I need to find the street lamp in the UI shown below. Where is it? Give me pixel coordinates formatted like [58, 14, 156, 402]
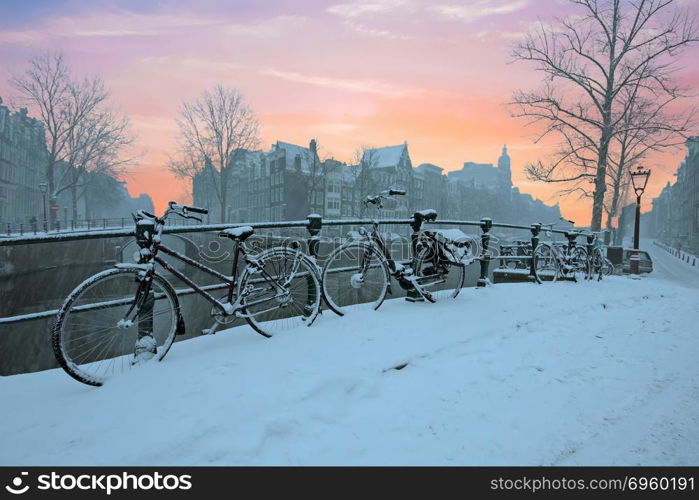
[39, 182, 48, 232]
[629, 165, 651, 274]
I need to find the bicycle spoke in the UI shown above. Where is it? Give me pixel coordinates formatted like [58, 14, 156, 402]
[54, 269, 178, 386]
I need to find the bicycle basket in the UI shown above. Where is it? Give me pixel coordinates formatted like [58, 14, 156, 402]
[433, 229, 476, 265]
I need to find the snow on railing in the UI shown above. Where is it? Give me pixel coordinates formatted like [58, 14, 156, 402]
[0, 213, 594, 326]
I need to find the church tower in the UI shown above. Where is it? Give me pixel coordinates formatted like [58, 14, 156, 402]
[497, 144, 512, 190]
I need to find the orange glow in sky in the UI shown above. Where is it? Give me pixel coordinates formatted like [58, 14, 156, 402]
[1, 0, 697, 225]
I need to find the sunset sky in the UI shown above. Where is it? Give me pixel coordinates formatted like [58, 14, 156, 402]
[1, 0, 698, 224]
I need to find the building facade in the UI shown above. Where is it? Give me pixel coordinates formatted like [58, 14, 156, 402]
[649, 137, 699, 253]
[0, 100, 46, 225]
[192, 139, 562, 231]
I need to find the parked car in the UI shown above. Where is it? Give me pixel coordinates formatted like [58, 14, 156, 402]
[621, 249, 653, 274]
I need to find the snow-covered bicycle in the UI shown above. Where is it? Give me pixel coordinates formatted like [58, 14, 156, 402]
[586, 231, 606, 281]
[321, 190, 469, 315]
[532, 222, 589, 283]
[52, 202, 321, 386]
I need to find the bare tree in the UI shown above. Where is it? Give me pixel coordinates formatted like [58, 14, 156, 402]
[526, 75, 695, 230]
[170, 85, 259, 223]
[298, 139, 324, 213]
[297, 139, 344, 216]
[59, 107, 135, 220]
[11, 51, 109, 228]
[604, 88, 691, 232]
[347, 146, 379, 218]
[512, 0, 698, 231]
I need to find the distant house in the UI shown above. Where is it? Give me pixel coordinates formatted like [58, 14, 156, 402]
[448, 145, 512, 194]
[267, 140, 324, 221]
[649, 137, 699, 252]
[0, 101, 45, 224]
[414, 163, 447, 217]
[191, 139, 562, 232]
[361, 142, 414, 218]
[233, 150, 267, 223]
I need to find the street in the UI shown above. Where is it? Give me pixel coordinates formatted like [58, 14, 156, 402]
[1, 238, 698, 465]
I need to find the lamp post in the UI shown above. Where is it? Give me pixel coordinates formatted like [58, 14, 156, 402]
[39, 182, 48, 232]
[629, 166, 651, 274]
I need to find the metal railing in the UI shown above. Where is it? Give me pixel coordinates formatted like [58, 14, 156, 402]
[1, 216, 208, 237]
[0, 213, 591, 326]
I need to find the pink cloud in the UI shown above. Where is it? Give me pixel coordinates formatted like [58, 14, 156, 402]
[0, 0, 696, 224]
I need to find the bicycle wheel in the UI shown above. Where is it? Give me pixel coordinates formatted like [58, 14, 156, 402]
[413, 242, 466, 301]
[239, 246, 321, 337]
[533, 243, 559, 283]
[567, 246, 589, 282]
[321, 241, 390, 316]
[52, 268, 179, 387]
[603, 257, 615, 276]
[589, 248, 604, 281]
[499, 247, 518, 270]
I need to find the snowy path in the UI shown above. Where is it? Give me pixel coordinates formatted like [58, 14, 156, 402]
[644, 239, 699, 289]
[1, 256, 698, 465]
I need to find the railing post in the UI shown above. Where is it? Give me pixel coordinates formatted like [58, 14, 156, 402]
[585, 233, 595, 280]
[306, 214, 323, 313]
[19, 223, 23, 236]
[306, 214, 322, 261]
[477, 217, 492, 287]
[406, 214, 424, 302]
[529, 222, 541, 282]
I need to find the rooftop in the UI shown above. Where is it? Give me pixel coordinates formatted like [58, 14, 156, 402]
[362, 143, 407, 168]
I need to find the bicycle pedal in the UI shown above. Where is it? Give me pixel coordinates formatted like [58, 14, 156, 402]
[201, 328, 217, 335]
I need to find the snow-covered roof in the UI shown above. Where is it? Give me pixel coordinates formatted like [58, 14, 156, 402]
[415, 163, 443, 174]
[271, 141, 318, 173]
[362, 144, 406, 169]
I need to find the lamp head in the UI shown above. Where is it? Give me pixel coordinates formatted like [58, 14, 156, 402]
[630, 166, 651, 196]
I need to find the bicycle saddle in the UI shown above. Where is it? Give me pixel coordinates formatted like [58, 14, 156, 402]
[414, 209, 438, 223]
[219, 226, 254, 241]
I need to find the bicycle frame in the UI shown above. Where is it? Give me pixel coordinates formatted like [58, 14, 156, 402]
[363, 220, 403, 274]
[129, 217, 298, 320]
[543, 230, 580, 268]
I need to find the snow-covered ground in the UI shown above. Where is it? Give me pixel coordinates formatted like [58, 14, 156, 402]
[1, 239, 698, 465]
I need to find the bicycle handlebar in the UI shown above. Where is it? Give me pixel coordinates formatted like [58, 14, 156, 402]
[365, 189, 406, 206]
[168, 201, 208, 215]
[134, 202, 209, 225]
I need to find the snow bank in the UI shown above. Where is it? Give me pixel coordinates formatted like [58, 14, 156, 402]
[1, 243, 697, 465]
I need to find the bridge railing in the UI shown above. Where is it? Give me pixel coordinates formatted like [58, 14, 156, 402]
[0, 213, 591, 375]
[1, 216, 207, 237]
